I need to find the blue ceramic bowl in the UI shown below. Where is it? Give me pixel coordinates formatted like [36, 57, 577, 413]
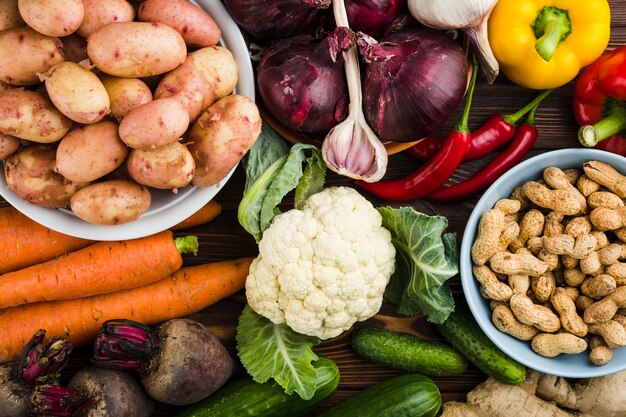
[461, 148, 626, 378]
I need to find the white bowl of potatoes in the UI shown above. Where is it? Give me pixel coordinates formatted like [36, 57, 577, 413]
[461, 149, 626, 378]
[0, 0, 257, 240]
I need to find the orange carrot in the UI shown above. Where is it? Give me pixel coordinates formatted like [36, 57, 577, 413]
[0, 203, 217, 275]
[0, 257, 253, 363]
[0, 206, 93, 274]
[0, 230, 198, 309]
[172, 200, 222, 230]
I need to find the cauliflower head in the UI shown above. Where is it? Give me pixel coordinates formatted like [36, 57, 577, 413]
[245, 186, 396, 339]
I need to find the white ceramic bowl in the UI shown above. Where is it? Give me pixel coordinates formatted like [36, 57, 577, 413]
[0, 0, 254, 241]
[461, 149, 626, 378]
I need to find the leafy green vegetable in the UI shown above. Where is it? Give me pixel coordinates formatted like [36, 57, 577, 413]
[294, 149, 326, 210]
[243, 121, 290, 193]
[259, 143, 324, 230]
[236, 306, 321, 400]
[238, 155, 288, 242]
[379, 207, 459, 324]
[238, 123, 326, 242]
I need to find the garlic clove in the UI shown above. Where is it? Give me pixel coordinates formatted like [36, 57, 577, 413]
[322, 116, 388, 182]
[325, 0, 388, 182]
[407, 0, 500, 83]
[465, 18, 499, 84]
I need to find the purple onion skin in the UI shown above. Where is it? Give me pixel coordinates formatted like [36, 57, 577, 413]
[360, 28, 469, 142]
[346, 0, 406, 38]
[258, 28, 353, 134]
[224, 0, 330, 39]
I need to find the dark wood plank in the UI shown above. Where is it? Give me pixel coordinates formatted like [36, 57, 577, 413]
[1, 1, 625, 415]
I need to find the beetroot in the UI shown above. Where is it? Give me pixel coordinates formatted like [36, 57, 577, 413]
[0, 330, 71, 417]
[31, 367, 154, 417]
[93, 318, 234, 405]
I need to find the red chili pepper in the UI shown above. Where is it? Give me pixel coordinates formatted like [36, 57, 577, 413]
[404, 136, 440, 161]
[575, 45, 626, 154]
[406, 90, 552, 162]
[354, 56, 478, 201]
[426, 107, 540, 203]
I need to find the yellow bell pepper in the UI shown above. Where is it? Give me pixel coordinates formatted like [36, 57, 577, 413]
[488, 0, 611, 89]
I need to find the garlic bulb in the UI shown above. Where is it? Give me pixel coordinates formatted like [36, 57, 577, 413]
[322, 0, 387, 182]
[408, 0, 499, 83]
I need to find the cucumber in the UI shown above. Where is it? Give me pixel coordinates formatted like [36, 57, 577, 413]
[436, 304, 526, 385]
[352, 328, 468, 376]
[173, 357, 339, 417]
[318, 374, 441, 417]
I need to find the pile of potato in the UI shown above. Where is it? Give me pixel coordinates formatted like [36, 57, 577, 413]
[0, 0, 262, 225]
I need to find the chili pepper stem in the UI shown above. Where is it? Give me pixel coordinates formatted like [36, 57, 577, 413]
[502, 89, 553, 125]
[532, 6, 572, 62]
[455, 55, 479, 133]
[579, 107, 626, 147]
[526, 101, 538, 126]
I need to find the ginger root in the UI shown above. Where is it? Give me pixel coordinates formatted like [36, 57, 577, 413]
[441, 370, 626, 417]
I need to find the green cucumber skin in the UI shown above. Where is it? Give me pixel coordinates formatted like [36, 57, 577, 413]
[353, 328, 468, 377]
[318, 374, 441, 417]
[173, 357, 339, 417]
[436, 306, 526, 385]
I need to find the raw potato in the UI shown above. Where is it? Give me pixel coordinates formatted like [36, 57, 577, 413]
[119, 97, 189, 149]
[44, 61, 110, 124]
[0, 89, 71, 143]
[0, 27, 64, 85]
[87, 21, 187, 77]
[4, 145, 87, 208]
[138, 0, 221, 47]
[0, 133, 20, 159]
[68, 367, 155, 417]
[70, 179, 151, 225]
[101, 75, 153, 120]
[18, 0, 84, 37]
[155, 46, 238, 120]
[127, 141, 195, 190]
[61, 34, 88, 63]
[0, 0, 24, 31]
[55, 121, 129, 182]
[188, 95, 262, 188]
[78, 0, 135, 38]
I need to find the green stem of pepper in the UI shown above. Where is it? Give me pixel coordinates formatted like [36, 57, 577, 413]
[532, 6, 572, 62]
[579, 106, 626, 147]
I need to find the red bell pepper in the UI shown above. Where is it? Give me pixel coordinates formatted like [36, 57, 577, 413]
[575, 45, 626, 155]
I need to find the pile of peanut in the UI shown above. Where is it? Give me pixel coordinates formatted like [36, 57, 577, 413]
[471, 160, 626, 364]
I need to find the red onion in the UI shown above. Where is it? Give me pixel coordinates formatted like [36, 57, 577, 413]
[358, 29, 469, 142]
[345, 0, 405, 37]
[223, 0, 331, 39]
[257, 27, 355, 134]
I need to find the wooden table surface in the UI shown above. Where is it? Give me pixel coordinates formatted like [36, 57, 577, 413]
[2, 2, 626, 415]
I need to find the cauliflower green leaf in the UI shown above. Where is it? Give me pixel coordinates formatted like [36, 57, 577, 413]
[243, 121, 290, 193]
[379, 207, 459, 324]
[236, 305, 321, 400]
[239, 122, 326, 242]
[259, 143, 325, 232]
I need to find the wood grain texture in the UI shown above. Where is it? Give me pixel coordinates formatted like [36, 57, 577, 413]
[1, 1, 625, 415]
